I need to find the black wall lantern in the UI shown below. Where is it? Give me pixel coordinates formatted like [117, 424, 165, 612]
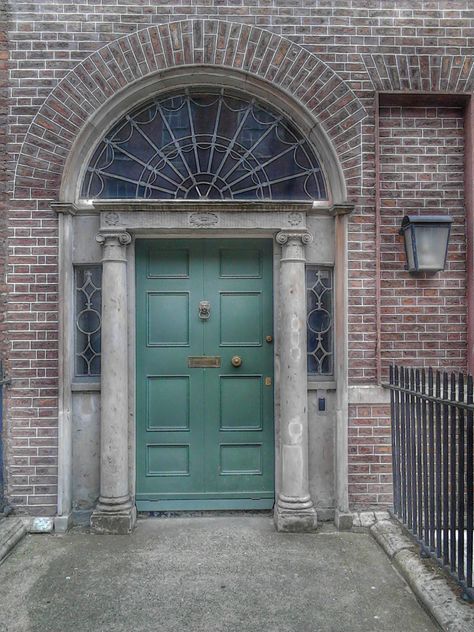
[399, 215, 453, 273]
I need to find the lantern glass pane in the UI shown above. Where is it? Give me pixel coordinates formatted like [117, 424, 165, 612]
[413, 224, 450, 271]
[404, 227, 415, 271]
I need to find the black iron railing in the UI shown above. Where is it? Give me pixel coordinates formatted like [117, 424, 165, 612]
[388, 365, 473, 601]
[0, 361, 9, 516]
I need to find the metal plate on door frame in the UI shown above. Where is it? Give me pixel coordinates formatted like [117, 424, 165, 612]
[188, 356, 221, 368]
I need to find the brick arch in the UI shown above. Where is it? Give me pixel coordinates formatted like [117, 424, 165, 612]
[14, 19, 367, 202]
[363, 54, 474, 93]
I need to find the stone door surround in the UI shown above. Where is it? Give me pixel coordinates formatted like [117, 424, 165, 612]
[70, 202, 350, 534]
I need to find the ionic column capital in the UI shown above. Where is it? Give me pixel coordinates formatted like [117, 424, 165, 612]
[96, 230, 132, 247]
[275, 230, 313, 246]
[96, 230, 132, 262]
[275, 230, 313, 263]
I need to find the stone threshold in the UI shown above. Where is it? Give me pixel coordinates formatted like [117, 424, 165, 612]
[353, 511, 474, 632]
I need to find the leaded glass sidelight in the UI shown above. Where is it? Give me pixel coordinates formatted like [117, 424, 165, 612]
[82, 90, 327, 201]
[75, 266, 102, 378]
[306, 266, 333, 376]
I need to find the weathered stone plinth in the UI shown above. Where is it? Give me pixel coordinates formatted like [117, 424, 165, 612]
[91, 506, 137, 535]
[334, 509, 353, 531]
[274, 506, 317, 533]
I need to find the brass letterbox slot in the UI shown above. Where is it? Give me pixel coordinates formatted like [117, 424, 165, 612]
[188, 356, 221, 368]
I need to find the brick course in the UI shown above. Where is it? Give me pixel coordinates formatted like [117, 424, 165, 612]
[348, 404, 392, 509]
[3, 1, 474, 513]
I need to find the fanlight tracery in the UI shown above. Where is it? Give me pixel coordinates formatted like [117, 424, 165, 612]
[82, 91, 327, 201]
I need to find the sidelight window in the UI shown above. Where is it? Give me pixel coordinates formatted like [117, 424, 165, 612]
[74, 266, 102, 378]
[306, 266, 333, 377]
[81, 90, 327, 202]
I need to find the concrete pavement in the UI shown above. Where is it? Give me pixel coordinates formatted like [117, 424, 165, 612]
[0, 515, 439, 632]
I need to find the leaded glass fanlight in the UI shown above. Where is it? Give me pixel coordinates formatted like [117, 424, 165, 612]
[82, 90, 327, 201]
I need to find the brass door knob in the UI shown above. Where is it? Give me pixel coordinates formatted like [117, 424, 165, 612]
[231, 355, 242, 367]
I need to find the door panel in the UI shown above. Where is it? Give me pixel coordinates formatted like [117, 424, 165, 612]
[146, 376, 190, 431]
[219, 292, 262, 345]
[147, 292, 190, 346]
[219, 376, 263, 431]
[136, 239, 274, 510]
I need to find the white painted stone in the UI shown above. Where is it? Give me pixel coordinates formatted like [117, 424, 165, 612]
[352, 514, 362, 528]
[359, 512, 376, 528]
[348, 385, 390, 405]
[30, 517, 54, 533]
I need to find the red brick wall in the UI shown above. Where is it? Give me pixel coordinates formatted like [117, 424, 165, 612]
[4, 2, 474, 514]
[6, 199, 58, 515]
[348, 404, 392, 510]
[0, 0, 8, 504]
[379, 105, 466, 378]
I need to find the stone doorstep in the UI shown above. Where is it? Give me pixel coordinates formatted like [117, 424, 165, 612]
[368, 516, 474, 632]
[0, 518, 27, 564]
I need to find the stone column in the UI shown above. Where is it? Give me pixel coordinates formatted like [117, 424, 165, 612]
[274, 230, 317, 532]
[90, 230, 136, 535]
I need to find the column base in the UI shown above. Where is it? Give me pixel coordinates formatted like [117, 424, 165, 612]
[334, 509, 354, 531]
[274, 504, 318, 533]
[90, 505, 136, 535]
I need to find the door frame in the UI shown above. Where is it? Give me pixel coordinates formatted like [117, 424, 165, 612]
[133, 237, 276, 510]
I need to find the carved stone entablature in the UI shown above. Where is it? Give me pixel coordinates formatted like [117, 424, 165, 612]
[104, 211, 121, 226]
[93, 209, 312, 233]
[92, 200, 316, 214]
[50, 202, 79, 215]
[189, 212, 219, 228]
[329, 203, 355, 216]
[287, 212, 304, 226]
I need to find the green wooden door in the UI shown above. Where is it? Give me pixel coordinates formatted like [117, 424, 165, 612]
[135, 239, 274, 510]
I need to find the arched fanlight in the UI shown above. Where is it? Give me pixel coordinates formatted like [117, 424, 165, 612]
[81, 90, 327, 202]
